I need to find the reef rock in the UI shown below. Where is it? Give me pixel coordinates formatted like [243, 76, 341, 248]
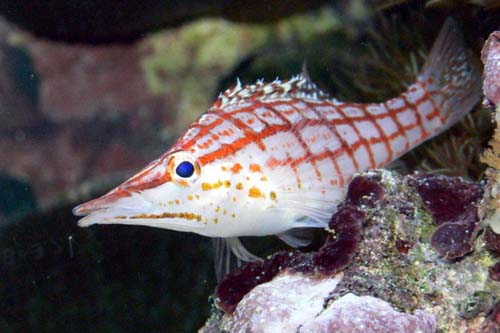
[201, 170, 500, 332]
[481, 28, 500, 237]
[223, 273, 343, 333]
[300, 294, 436, 333]
[481, 30, 500, 107]
[214, 273, 436, 333]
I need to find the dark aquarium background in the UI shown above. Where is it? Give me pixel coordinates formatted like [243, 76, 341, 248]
[0, 1, 497, 331]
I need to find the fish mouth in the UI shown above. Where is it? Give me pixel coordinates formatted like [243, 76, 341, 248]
[73, 189, 153, 227]
[72, 190, 133, 216]
[75, 209, 205, 231]
[73, 192, 205, 231]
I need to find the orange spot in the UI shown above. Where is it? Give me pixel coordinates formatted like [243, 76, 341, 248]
[270, 191, 277, 200]
[249, 164, 262, 173]
[248, 186, 264, 198]
[236, 183, 243, 190]
[187, 195, 194, 200]
[175, 199, 180, 204]
[223, 210, 227, 215]
[221, 166, 228, 172]
[224, 180, 231, 188]
[201, 180, 227, 191]
[177, 179, 189, 187]
[131, 212, 201, 222]
[231, 163, 243, 174]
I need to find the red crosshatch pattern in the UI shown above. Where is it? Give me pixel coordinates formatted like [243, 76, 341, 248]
[73, 18, 482, 226]
[172, 77, 444, 190]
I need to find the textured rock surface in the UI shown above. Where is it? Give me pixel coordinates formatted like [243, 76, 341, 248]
[300, 294, 436, 333]
[482, 302, 500, 332]
[478, 28, 500, 288]
[481, 30, 500, 107]
[480, 28, 500, 235]
[222, 273, 343, 333]
[217, 273, 437, 333]
[202, 171, 500, 332]
[486, 227, 500, 254]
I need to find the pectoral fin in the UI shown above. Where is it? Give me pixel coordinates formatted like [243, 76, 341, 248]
[277, 228, 314, 248]
[212, 237, 261, 281]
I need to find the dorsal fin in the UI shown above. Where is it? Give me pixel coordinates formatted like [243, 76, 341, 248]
[213, 72, 330, 109]
[301, 61, 311, 80]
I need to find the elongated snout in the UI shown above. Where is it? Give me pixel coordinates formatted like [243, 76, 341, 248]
[72, 190, 132, 216]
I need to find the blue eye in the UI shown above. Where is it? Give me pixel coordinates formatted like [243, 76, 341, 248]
[176, 161, 195, 178]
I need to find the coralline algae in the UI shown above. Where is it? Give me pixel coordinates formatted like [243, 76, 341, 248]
[201, 170, 500, 332]
[408, 174, 483, 260]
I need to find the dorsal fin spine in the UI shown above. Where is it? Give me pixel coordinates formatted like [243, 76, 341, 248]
[215, 73, 329, 109]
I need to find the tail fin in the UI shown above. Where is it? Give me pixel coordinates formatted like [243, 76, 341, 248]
[418, 18, 482, 128]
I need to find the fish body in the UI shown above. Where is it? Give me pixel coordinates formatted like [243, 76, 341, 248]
[73, 19, 481, 269]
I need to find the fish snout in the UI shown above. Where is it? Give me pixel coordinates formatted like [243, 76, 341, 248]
[73, 159, 169, 217]
[72, 190, 131, 216]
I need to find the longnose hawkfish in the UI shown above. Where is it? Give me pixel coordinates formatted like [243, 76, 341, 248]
[74, 19, 481, 279]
